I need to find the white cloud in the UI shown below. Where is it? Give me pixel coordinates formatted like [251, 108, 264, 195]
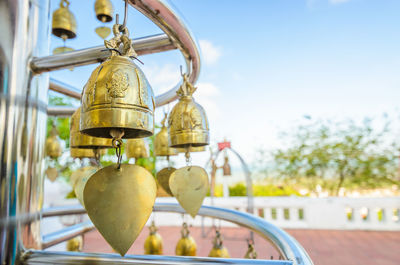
[199, 40, 222, 65]
[141, 64, 180, 94]
[195, 82, 221, 123]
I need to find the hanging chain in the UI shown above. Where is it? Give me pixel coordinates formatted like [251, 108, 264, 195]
[181, 222, 189, 238]
[185, 147, 192, 167]
[245, 239, 258, 259]
[213, 228, 223, 248]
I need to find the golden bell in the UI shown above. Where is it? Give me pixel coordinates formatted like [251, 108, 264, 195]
[176, 146, 205, 153]
[45, 125, 62, 159]
[222, 156, 231, 176]
[154, 113, 178, 157]
[80, 25, 154, 139]
[175, 223, 196, 256]
[95, 0, 114, 23]
[66, 236, 83, 252]
[208, 231, 230, 258]
[144, 221, 163, 255]
[126, 139, 148, 159]
[52, 0, 77, 39]
[168, 74, 209, 148]
[70, 108, 112, 149]
[70, 148, 106, 159]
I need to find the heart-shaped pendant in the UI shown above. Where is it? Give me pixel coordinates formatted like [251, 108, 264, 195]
[83, 164, 156, 256]
[71, 166, 98, 207]
[156, 167, 176, 196]
[169, 166, 209, 218]
[46, 167, 58, 182]
[95, 26, 111, 40]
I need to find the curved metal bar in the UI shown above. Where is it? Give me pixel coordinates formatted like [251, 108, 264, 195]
[41, 203, 313, 265]
[49, 78, 81, 100]
[22, 250, 293, 265]
[39, 0, 201, 107]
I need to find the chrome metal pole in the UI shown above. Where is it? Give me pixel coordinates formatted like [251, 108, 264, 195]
[31, 34, 174, 73]
[0, 0, 50, 264]
[22, 250, 293, 265]
[40, 203, 313, 265]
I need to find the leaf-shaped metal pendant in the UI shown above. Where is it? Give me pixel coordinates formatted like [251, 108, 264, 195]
[46, 167, 58, 182]
[71, 166, 98, 207]
[83, 164, 156, 256]
[95, 26, 111, 40]
[169, 166, 209, 218]
[156, 167, 176, 196]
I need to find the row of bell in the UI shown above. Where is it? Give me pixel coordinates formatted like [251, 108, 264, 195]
[52, 0, 114, 40]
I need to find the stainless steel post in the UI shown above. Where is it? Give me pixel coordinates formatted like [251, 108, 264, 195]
[0, 1, 50, 264]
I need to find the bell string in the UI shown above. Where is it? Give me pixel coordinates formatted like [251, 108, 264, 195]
[185, 148, 192, 167]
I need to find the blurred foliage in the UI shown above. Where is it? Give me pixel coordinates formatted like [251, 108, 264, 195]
[228, 182, 301, 197]
[255, 116, 400, 195]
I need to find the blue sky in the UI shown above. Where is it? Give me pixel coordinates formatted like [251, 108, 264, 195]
[50, 0, 400, 177]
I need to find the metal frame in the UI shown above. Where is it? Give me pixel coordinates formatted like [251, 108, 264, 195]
[36, 203, 313, 265]
[39, 0, 202, 109]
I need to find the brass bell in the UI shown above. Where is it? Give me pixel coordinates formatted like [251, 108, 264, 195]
[208, 230, 230, 258]
[95, 0, 114, 23]
[45, 124, 62, 159]
[52, 0, 77, 39]
[66, 236, 83, 252]
[155, 113, 177, 157]
[222, 155, 231, 176]
[168, 73, 209, 148]
[70, 108, 112, 149]
[70, 148, 105, 159]
[80, 24, 154, 139]
[176, 146, 205, 153]
[126, 139, 148, 159]
[144, 221, 163, 255]
[175, 223, 196, 256]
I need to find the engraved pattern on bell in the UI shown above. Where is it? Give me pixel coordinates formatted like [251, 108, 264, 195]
[70, 108, 112, 149]
[168, 74, 209, 148]
[52, 0, 77, 39]
[106, 70, 129, 98]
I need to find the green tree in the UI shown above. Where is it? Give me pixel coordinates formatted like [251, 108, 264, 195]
[258, 117, 400, 195]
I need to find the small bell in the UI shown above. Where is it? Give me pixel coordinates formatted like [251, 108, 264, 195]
[95, 0, 114, 23]
[155, 113, 178, 157]
[222, 155, 231, 176]
[52, 0, 77, 39]
[175, 223, 196, 256]
[70, 108, 112, 149]
[126, 139, 149, 159]
[80, 24, 154, 139]
[244, 241, 257, 259]
[45, 123, 62, 159]
[168, 73, 209, 148]
[70, 148, 105, 159]
[144, 221, 163, 255]
[66, 236, 83, 252]
[208, 230, 230, 258]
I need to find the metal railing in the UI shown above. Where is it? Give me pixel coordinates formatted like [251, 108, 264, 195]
[37, 203, 313, 265]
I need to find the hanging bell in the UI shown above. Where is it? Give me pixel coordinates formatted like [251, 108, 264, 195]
[168, 74, 209, 148]
[45, 124, 62, 159]
[80, 24, 154, 139]
[175, 223, 196, 256]
[66, 236, 83, 252]
[95, 0, 114, 23]
[126, 139, 149, 159]
[70, 107, 112, 149]
[144, 221, 163, 255]
[70, 148, 105, 159]
[222, 155, 231, 176]
[155, 113, 178, 157]
[52, 0, 77, 39]
[208, 230, 230, 258]
[176, 146, 205, 153]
